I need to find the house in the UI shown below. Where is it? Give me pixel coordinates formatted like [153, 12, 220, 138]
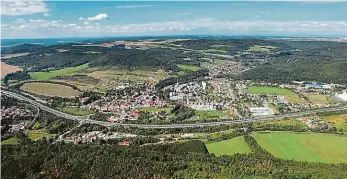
[119, 141, 130, 146]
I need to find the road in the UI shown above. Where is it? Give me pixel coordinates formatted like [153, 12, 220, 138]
[2, 90, 347, 128]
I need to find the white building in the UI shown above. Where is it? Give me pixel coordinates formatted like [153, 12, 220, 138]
[335, 91, 347, 101]
[249, 107, 275, 116]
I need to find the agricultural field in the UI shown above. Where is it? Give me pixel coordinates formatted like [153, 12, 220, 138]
[252, 132, 347, 163]
[205, 136, 252, 156]
[321, 115, 347, 132]
[177, 64, 201, 71]
[247, 45, 277, 52]
[284, 94, 308, 104]
[196, 110, 229, 118]
[28, 130, 56, 140]
[1, 137, 19, 145]
[306, 94, 330, 104]
[1, 62, 22, 78]
[20, 82, 82, 98]
[248, 86, 295, 95]
[30, 64, 88, 80]
[199, 49, 228, 54]
[61, 107, 95, 116]
[252, 118, 308, 130]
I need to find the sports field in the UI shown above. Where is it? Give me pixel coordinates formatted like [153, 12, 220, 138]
[21, 82, 82, 98]
[248, 86, 295, 95]
[252, 132, 347, 163]
[30, 64, 88, 80]
[177, 64, 201, 71]
[206, 136, 252, 156]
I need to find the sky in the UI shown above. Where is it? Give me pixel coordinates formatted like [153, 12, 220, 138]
[1, 0, 347, 39]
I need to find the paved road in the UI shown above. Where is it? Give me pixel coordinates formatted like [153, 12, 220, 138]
[3, 90, 347, 128]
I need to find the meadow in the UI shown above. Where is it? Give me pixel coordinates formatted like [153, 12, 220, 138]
[248, 86, 295, 95]
[321, 115, 347, 132]
[284, 94, 308, 104]
[196, 110, 228, 118]
[306, 94, 330, 104]
[252, 132, 347, 163]
[1, 137, 19, 145]
[30, 63, 88, 80]
[61, 107, 95, 116]
[205, 136, 252, 156]
[20, 82, 82, 98]
[177, 64, 201, 71]
[247, 45, 277, 52]
[28, 130, 56, 140]
[136, 107, 173, 113]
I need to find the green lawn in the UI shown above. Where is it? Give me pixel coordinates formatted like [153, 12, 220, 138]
[61, 107, 95, 116]
[1, 137, 19, 145]
[28, 130, 56, 140]
[30, 63, 88, 80]
[177, 64, 201, 71]
[248, 86, 295, 95]
[136, 107, 173, 113]
[196, 110, 228, 118]
[206, 136, 252, 156]
[252, 132, 347, 163]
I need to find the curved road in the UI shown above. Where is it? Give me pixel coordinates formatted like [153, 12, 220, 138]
[2, 90, 347, 128]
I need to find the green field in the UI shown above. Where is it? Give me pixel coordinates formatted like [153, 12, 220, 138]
[1, 137, 19, 145]
[21, 82, 82, 98]
[177, 64, 201, 71]
[61, 107, 95, 116]
[28, 130, 56, 140]
[248, 86, 295, 95]
[206, 136, 252, 156]
[196, 110, 228, 118]
[252, 132, 347, 163]
[321, 115, 347, 132]
[307, 94, 330, 104]
[30, 64, 88, 80]
[136, 107, 173, 113]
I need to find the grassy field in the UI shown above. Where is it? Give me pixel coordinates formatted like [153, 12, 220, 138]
[284, 94, 308, 104]
[177, 64, 201, 71]
[247, 45, 277, 52]
[30, 64, 88, 80]
[21, 82, 82, 98]
[28, 130, 56, 140]
[307, 94, 330, 104]
[321, 115, 347, 132]
[196, 110, 228, 118]
[199, 49, 228, 54]
[252, 132, 347, 163]
[136, 107, 173, 113]
[206, 136, 252, 156]
[253, 118, 308, 129]
[248, 86, 295, 95]
[1, 137, 19, 145]
[61, 107, 95, 116]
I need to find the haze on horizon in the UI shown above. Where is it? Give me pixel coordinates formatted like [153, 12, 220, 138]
[1, 0, 347, 39]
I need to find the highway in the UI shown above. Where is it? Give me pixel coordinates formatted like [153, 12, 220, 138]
[2, 90, 347, 128]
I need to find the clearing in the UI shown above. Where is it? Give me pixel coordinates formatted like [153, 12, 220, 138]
[248, 86, 295, 95]
[28, 130, 56, 140]
[30, 64, 88, 80]
[1, 62, 22, 78]
[1, 137, 19, 145]
[177, 64, 201, 71]
[21, 82, 82, 98]
[252, 132, 347, 163]
[206, 136, 252, 156]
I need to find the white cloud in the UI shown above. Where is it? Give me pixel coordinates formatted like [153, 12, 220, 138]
[79, 17, 85, 21]
[116, 5, 152, 9]
[44, 12, 51, 17]
[1, 0, 49, 16]
[84, 22, 90, 25]
[86, 13, 109, 21]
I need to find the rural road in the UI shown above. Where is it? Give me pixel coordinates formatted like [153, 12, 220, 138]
[2, 90, 347, 128]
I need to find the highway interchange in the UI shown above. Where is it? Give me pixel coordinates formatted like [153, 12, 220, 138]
[2, 90, 347, 129]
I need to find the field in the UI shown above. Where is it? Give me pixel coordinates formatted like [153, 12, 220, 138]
[253, 118, 308, 129]
[20, 82, 82, 98]
[199, 49, 228, 54]
[28, 130, 56, 140]
[61, 107, 95, 116]
[177, 64, 201, 71]
[248, 86, 295, 95]
[136, 107, 173, 113]
[307, 94, 330, 104]
[196, 110, 228, 118]
[252, 132, 347, 163]
[30, 64, 88, 80]
[1, 62, 22, 78]
[321, 115, 347, 132]
[247, 45, 277, 52]
[284, 94, 308, 104]
[206, 136, 252, 156]
[1, 137, 19, 145]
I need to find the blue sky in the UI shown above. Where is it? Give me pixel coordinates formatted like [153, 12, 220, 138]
[1, 1, 347, 39]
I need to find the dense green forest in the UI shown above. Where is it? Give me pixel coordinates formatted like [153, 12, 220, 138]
[2, 138, 347, 179]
